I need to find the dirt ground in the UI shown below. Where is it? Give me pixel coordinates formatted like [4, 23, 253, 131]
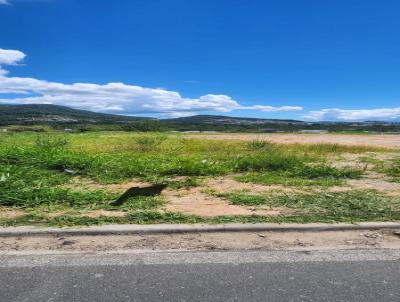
[2, 230, 400, 253]
[162, 177, 303, 217]
[187, 133, 400, 148]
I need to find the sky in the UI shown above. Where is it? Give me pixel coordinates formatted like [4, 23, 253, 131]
[0, 0, 400, 121]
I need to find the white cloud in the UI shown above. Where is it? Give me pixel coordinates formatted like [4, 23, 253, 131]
[0, 49, 25, 66]
[304, 108, 400, 121]
[0, 0, 9, 5]
[241, 105, 303, 112]
[0, 48, 303, 116]
[163, 111, 197, 118]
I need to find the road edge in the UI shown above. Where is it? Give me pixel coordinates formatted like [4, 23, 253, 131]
[1, 222, 400, 237]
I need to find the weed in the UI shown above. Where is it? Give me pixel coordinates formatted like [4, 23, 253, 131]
[236, 172, 343, 187]
[35, 135, 69, 151]
[112, 196, 165, 211]
[235, 152, 305, 172]
[292, 165, 362, 179]
[146, 176, 201, 189]
[387, 160, 400, 178]
[219, 190, 400, 221]
[246, 139, 275, 151]
[134, 133, 167, 151]
[0, 164, 116, 208]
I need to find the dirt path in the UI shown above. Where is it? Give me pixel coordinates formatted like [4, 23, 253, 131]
[186, 133, 400, 148]
[1, 230, 400, 253]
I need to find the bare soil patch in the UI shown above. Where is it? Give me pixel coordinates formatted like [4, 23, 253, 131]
[0, 208, 26, 219]
[347, 178, 400, 192]
[64, 177, 151, 192]
[187, 133, 400, 148]
[205, 177, 303, 195]
[162, 187, 290, 217]
[2, 230, 400, 253]
[82, 210, 127, 218]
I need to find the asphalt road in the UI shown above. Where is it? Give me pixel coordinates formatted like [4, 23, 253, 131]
[1, 250, 400, 302]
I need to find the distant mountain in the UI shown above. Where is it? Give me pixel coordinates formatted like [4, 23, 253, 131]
[0, 104, 151, 125]
[1, 104, 399, 132]
[164, 115, 305, 125]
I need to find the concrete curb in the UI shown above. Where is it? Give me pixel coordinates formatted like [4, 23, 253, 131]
[1, 222, 400, 237]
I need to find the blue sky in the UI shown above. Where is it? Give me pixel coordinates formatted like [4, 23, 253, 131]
[1, 0, 400, 121]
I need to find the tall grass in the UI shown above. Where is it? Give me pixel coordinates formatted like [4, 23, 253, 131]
[134, 133, 167, 151]
[34, 135, 70, 151]
[246, 139, 276, 151]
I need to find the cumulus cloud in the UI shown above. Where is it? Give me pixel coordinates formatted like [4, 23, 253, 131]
[241, 105, 303, 112]
[0, 48, 303, 116]
[304, 108, 400, 121]
[0, 49, 25, 66]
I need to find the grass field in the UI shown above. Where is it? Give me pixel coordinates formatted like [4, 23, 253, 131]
[1, 131, 400, 226]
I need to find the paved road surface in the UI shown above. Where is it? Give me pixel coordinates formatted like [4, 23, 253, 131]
[1, 250, 400, 301]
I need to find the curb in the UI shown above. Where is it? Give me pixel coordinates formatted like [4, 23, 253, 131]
[1, 222, 400, 237]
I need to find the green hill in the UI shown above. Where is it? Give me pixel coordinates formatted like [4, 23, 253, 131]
[1, 104, 399, 133]
[0, 104, 150, 125]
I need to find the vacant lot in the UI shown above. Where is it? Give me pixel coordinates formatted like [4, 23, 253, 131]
[1, 131, 399, 226]
[187, 133, 400, 149]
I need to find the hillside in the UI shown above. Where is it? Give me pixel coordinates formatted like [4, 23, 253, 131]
[0, 105, 305, 126]
[1, 104, 399, 133]
[0, 104, 150, 125]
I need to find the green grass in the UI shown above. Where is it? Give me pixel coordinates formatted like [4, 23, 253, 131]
[217, 190, 400, 221]
[0, 132, 368, 190]
[387, 159, 400, 180]
[293, 143, 388, 154]
[0, 131, 392, 226]
[0, 164, 117, 208]
[246, 139, 277, 151]
[235, 164, 362, 187]
[236, 172, 342, 186]
[133, 133, 167, 152]
[113, 196, 165, 211]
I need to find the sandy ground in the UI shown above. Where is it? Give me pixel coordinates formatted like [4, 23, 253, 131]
[0, 208, 26, 219]
[162, 177, 303, 217]
[1, 230, 400, 253]
[163, 186, 292, 217]
[187, 133, 400, 148]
